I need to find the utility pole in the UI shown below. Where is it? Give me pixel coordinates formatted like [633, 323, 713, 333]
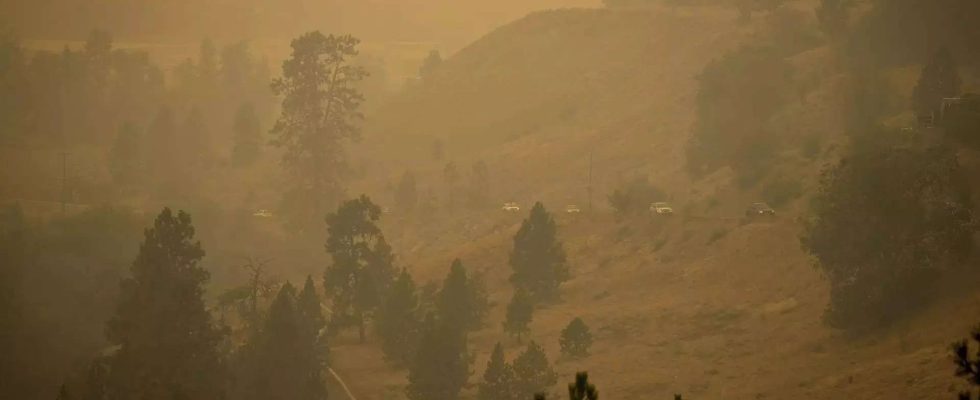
[59, 152, 69, 214]
[587, 151, 593, 214]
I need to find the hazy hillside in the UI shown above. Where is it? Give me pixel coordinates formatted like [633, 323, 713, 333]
[339, 6, 980, 400]
[360, 7, 746, 205]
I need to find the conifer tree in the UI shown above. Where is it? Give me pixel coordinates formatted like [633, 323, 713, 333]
[376, 268, 421, 367]
[271, 31, 367, 232]
[419, 50, 443, 81]
[512, 341, 557, 399]
[232, 102, 261, 167]
[437, 259, 488, 331]
[567, 372, 598, 400]
[559, 318, 592, 359]
[108, 121, 142, 186]
[297, 275, 327, 357]
[405, 314, 471, 400]
[444, 161, 459, 209]
[324, 195, 394, 341]
[181, 106, 212, 167]
[237, 283, 327, 400]
[510, 202, 569, 302]
[913, 47, 961, 120]
[468, 160, 491, 208]
[478, 343, 519, 400]
[503, 289, 533, 343]
[104, 208, 225, 400]
[145, 106, 181, 193]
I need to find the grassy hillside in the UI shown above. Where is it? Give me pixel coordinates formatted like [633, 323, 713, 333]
[339, 5, 980, 400]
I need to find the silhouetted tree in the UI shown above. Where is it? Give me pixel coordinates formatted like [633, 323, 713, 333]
[376, 268, 421, 367]
[913, 47, 961, 121]
[419, 50, 443, 81]
[219, 41, 258, 100]
[145, 106, 182, 193]
[560, 318, 592, 358]
[801, 130, 975, 329]
[83, 29, 112, 87]
[478, 343, 519, 400]
[297, 275, 326, 350]
[232, 103, 261, 167]
[503, 289, 533, 343]
[444, 161, 459, 209]
[181, 106, 212, 168]
[512, 341, 557, 399]
[271, 31, 368, 232]
[437, 259, 488, 331]
[953, 325, 980, 400]
[469, 270, 491, 328]
[108, 121, 142, 186]
[685, 45, 792, 183]
[236, 283, 327, 400]
[324, 195, 394, 341]
[405, 314, 471, 400]
[396, 171, 419, 212]
[510, 202, 569, 302]
[567, 372, 598, 400]
[104, 208, 226, 400]
[197, 38, 219, 98]
[468, 160, 491, 208]
[608, 177, 665, 216]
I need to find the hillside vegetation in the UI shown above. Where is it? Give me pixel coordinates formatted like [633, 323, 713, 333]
[335, 5, 980, 400]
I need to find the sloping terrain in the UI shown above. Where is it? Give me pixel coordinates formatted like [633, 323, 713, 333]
[337, 5, 980, 400]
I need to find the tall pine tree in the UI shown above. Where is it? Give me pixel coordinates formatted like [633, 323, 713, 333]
[512, 341, 557, 399]
[108, 121, 142, 186]
[271, 32, 368, 232]
[232, 102, 261, 167]
[477, 343, 519, 400]
[510, 202, 569, 302]
[437, 259, 488, 332]
[297, 275, 327, 357]
[559, 318, 592, 359]
[405, 314, 471, 400]
[104, 208, 225, 400]
[913, 47, 961, 120]
[376, 268, 421, 367]
[236, 283, 327, 400]
[324, 195, 395, 341]
[503, 289, 533, 343]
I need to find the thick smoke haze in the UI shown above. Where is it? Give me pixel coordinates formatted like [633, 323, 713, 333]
[1, 0, 598, 50]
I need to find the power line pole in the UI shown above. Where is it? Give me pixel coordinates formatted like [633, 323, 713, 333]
[587, 151, 593, 214]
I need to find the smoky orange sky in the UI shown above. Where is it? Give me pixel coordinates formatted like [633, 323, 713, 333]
[1, 0, 599, 51]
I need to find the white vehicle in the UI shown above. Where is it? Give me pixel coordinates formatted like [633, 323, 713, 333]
[252, 209, 274, 218]
[565, 204, 582, 214]
[650, 202, 674, 215]
[502, 202, 521, 212]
